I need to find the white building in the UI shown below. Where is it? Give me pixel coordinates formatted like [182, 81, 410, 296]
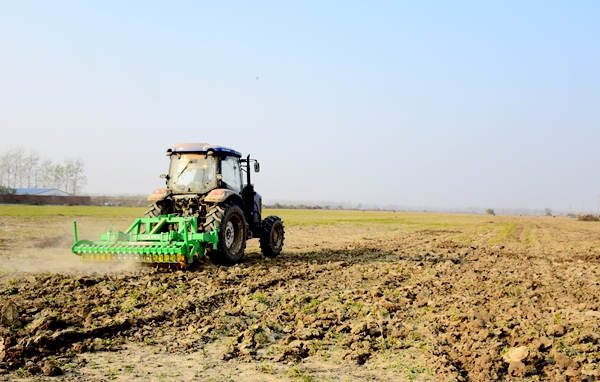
[15, 188, 71, 196]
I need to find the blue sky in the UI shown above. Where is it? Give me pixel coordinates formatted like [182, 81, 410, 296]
[1, 1, 599, 211]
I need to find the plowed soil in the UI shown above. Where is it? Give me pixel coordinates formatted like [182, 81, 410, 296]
[0, 207, 599, 381]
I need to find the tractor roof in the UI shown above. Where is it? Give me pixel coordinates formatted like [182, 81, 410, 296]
[167, 143, 242, 157]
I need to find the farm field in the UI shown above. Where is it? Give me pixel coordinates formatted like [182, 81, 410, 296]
[0, 206, 599, 381]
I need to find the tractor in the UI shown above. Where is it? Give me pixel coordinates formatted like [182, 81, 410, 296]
[71, 143, 284, 266]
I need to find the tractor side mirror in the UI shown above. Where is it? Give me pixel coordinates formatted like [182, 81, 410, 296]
[254, 162, 260, 172]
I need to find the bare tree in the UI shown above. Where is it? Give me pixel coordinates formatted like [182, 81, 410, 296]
[0, 147, 21, 188]
[3, 151, 13, 187]
[38, 159, 55, 188]
[12, 147, 25, 188]
[0, 147, 87, 195]
[64, 158, 87, 195]
[52, 163, 65, 190]
[23, 150, 40, 188]
[0, 151, 8, 187]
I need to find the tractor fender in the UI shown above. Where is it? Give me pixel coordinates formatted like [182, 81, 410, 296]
[205, 188, 244, 207]
[147, 188, 170, 201]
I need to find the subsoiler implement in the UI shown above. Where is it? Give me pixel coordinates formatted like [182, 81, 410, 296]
[71, 215, 218, 266]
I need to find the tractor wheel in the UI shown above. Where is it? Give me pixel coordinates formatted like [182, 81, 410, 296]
[259, 216, 285, 257]
[144, 202, 166, 218]
[143, 201, 173, 233]
[204, 202, 247, 265]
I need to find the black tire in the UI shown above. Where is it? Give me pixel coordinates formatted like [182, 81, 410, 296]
[259, 216, 284, 257]
[203, 204, 224, 232]
[203, 202, 246, 265]
[143, 201, 174, 234]
[144, 202, 165, 218]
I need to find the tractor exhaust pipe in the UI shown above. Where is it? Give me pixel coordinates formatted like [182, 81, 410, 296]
[246, 154, 251, 186]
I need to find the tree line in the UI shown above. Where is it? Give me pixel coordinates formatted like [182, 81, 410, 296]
[0, 147, 87, 195]
[265, 203, 335, 210]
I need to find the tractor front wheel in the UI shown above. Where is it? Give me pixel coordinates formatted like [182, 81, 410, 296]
[259, 216, 285, 257]
[204, 202, 247, 265]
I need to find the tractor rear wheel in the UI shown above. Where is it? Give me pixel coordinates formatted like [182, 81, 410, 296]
[259, 216, 285, 257]
[144, 200, 172, 218]
[144, 202, 165, 218]
[143, 201, 174, 233]
[204, 202, 247, 265]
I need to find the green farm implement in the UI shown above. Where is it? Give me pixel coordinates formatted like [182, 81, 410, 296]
[71, 215, 219, 266]
[71, 143, 284, 266]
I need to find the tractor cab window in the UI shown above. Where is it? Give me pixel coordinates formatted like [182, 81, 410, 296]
[168, 154, 217, 193]
[221, 156, 242, 192]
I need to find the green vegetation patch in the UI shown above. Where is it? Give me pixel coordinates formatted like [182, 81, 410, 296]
[0, 205, 146, 217]
[266, 209, 490, 231]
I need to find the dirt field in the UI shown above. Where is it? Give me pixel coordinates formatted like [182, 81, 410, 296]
[0, 206, 599, 381]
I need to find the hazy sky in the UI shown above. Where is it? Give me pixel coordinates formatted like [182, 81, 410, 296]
[1, 1, 599, 211]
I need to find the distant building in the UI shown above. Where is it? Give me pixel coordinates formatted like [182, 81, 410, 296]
[0, 188, 89, 205]
[15, 188, 71, 197]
